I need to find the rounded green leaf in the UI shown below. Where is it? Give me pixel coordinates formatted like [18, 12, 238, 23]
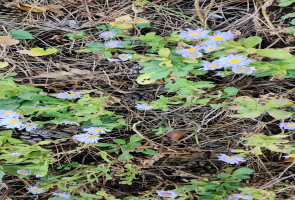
[0, 62, 9, 69]
[256, 49, 292, 59]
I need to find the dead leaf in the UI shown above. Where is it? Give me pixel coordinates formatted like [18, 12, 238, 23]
[140, 154, 164, 167]
[283, 157, 294, 162]
[0, 36, 20, 46]
[8, 2, 64, 16]
[166, 129, 185, 141]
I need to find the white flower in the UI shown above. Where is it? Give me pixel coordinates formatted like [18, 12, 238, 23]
[83, 127, 110, 134]
[57, 120, 79, 126]
[27, 186, 45, 194]
[0, 118, 23, 129]
[17, 169, 31, 175]
[73, 133, 102, 144]
[118, 54, 132, 61]
[20, 122, 38, 132]
[55, 91, 81, 99]
[232, 66, 256, 75]
[0, 110, 22, 118]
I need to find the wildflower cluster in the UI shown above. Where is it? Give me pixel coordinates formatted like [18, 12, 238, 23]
[72, 127, 110, 144]
[0, 110, 37, 132]
[55, 90, 81, 100]
[176, 28, 256, 75]
[99, 31, 132, 61]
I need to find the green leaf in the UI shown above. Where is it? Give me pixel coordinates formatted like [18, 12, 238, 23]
[0, 62, 9, 69]
[268, 109, 292, 119]
[224, 87, 238, 96]
[233, 168, 254, 176]
[264, 99, 289, 107]
[279, 0, 295, 7]
[230, 111, 263, 119]
[129, 134, 143, 143]
[0, 167, 5, 182]
[149, 71, 170, 79]
[158, 48, 170, 58]
[80, 193, 102, 198]
[64, 32, 85, 40]
[113, 139, 126, 144]
[242, 36, 262, 48]
[48, 197, 71, 200]
[11, 29, 34, 39]
[256, 49, 292, 59]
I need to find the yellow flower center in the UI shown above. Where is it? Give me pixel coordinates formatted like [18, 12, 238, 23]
[290, 154, 295, 158]
[188, 48, 196, 51]
[225, 157, 235, 161]
[95, 128, 103, 132]
[229, 59, 241, 63]
[67, 93, 76, 97]
[212, 36, 224, 41]
[11, 119, 18, 123]
[108, 43, 115, 46]
[86, 135, 95, 138]
[4, 111, 12, 114]
[188, 32, 200, 37]
[208, 64, 218, 68]
[59, 194, 68, 197]
[121, 55, 128, 58]
[286, 123, 295, 127]
[187, 53, 198, 58]
[208, 47, 214, 50]
[145, 106, 150, 108]
[30, 188, 43, 193]
[247, 105, 255, 107]
[235, 67, 251, 72]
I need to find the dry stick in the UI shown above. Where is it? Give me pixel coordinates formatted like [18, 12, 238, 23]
[260, 159, 295, 190]
[203, 0, 215, 28]
[132, 121, 177, 152]
[194, 0, 205, 25]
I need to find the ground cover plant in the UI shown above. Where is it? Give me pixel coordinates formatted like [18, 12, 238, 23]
[0, 0, 295, 199]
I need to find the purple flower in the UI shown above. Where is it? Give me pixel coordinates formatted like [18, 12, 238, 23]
[99, 31, 117, 39]
[55, 91, 81, 99]
[35, 175, 44, 178]
[179, 28, 209, 40]
[57, 120, 79, 126]
[156, 190, 178, 198]
[218, 54, 253, 68]
[283, 153, 295, 159]
[53, 192, 71, 198]
[73, 133, 102, 144]
[200, 60, 223, 71]
[11, 152, 21, 156]
[292, 105, 295, 110]
[232, 66, 256, 75]
[104, 40, 122, 48]
[118, 53, 132, 61]
[232, 193, 252, 200]
[180, 51, 203, 59]
[201, 42, 218, 53]
[218, 154, 245, 164]
[135, 104, 153, 110]
[27, 186, 46, 194]
[175, 45, 203, 55]
[83, 127, 110, 134]
[206, 31, 235, 43]
[279, 122, 295, 130]
[0, 110, 22, 118]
